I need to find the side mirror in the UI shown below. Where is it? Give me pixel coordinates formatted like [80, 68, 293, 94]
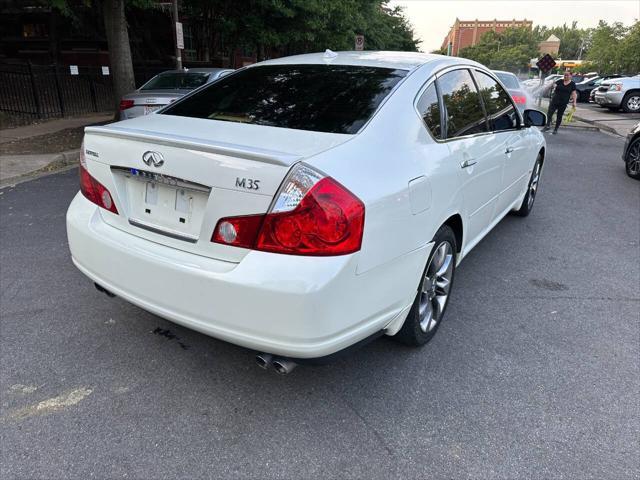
[523, 109, 546, 127]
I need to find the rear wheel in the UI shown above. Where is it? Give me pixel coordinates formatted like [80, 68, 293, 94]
[514, 155, 542, 217]
[625, 137, 640, 179]
[622, 92, 640, 113]
[394, 225, 456, 346]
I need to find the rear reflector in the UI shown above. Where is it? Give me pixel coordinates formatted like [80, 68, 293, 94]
[119, 99, 134, 110]
[212, 164, 365, 256]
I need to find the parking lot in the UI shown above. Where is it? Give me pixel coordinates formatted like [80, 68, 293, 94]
[1, 128, 638, 478]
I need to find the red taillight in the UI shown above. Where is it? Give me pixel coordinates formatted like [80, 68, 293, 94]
[512, 95, 527, 104]
[212, 165, 365, 256]
[119, 99, 134, 110]
[79, 143, 118, 214]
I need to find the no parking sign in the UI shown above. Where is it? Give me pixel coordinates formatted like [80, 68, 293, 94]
[355, 35, 364, 51]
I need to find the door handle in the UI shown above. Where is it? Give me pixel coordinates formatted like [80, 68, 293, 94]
[460, 159, 477, 168]
[505, 147, 515, 154]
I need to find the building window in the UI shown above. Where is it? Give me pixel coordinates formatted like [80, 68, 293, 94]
[22, 23, 47, 38]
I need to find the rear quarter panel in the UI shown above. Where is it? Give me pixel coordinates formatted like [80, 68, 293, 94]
[305, 62, 465, 275]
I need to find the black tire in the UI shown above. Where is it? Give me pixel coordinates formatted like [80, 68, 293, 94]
[514, 155, 542, 217]
[625, 137, 640, 180]
[622, 92, 640, 113]
[394, 225, 456, 346]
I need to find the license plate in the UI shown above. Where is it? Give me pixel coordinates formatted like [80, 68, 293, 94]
[144, 105, 161, 115]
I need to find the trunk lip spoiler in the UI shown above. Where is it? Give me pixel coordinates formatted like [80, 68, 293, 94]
[84, 125, 301, 166]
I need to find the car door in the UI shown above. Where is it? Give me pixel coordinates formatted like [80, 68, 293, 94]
[436, 68, 503, 248]
[472, 69, 531, 216]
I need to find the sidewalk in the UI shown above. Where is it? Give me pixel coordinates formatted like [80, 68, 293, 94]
[0, 113, 113, 144]
[537, 99, 639, 137]
[0, 113, 113, 187]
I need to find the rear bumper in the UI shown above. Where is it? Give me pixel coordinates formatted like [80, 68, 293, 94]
[66, 193, 423, 358]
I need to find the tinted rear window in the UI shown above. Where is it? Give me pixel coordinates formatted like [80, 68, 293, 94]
[141, 73, 209, 90]
[494, 72, 520, 90]
[161, 64, 408, 134]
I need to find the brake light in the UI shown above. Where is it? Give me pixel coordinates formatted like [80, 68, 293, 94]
[79, 142, 118, 214]
[119, 99, 134, 110]
[512, 95, 527, 104]
[212, 164, 365, 256]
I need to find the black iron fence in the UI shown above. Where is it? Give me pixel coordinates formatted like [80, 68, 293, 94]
[0, 63, 171, 121]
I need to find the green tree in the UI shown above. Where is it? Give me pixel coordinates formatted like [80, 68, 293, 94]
[586, 20, 629, 74]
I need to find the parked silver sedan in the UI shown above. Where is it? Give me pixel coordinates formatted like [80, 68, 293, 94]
[119, 68, 233, 120]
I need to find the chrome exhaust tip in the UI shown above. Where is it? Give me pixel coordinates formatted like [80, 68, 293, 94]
[255, 353, 273, 370]
[272, 357, 297, 375]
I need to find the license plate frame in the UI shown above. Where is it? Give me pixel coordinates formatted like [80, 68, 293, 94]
[112, 167, 211, 243]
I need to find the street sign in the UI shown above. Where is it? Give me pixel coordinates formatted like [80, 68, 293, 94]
[175, 22, 184, 50]
[536, 54, 556, 72]
[355, 35, 364, 51]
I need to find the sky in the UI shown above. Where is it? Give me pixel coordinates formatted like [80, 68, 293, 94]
[388, 0, 640, 52]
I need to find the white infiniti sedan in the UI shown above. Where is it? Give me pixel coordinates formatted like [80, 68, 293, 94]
[66, 51, 547, 373]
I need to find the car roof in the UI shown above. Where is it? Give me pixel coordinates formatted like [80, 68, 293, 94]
[492, 70, 517, 77]
[254, 51, 444, 71]
[158, 68, 232, 75]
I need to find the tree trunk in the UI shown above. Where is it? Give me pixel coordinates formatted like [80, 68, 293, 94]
[103, 0, 135, 117]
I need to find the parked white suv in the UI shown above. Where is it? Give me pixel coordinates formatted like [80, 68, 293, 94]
[66, 51, 547, 373]
[594, 75, 640, 112]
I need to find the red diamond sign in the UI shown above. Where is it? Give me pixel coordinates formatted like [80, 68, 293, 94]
[536, 54, 557, 72]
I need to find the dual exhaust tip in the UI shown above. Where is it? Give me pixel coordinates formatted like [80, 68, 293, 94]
[256, 353, 297, 375]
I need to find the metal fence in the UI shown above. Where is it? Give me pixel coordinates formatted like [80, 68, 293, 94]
[0, 63, 171, 121]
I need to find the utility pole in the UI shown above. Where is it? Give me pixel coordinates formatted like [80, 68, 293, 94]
[172, 0, 182, 69]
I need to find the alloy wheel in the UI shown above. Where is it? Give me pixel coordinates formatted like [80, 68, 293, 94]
[627, 95, 640, 112]
[419, 241, 454, 332]
[527, 161, 541, 209]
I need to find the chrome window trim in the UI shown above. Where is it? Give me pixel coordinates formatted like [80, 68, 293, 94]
[470, 68, 524, 131]
[413, 64, 527, 144]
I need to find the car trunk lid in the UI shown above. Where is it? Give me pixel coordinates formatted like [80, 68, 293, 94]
[82, 115, 352, 263]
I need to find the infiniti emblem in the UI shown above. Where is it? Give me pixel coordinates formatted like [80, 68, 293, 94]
[142, 151, 164, 167]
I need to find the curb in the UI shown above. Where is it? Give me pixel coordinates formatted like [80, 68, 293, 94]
[569, 115, 622, 136]
[0, 149, 79, 188]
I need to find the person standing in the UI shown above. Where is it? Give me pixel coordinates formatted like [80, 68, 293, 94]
[544, 71, 577, 134]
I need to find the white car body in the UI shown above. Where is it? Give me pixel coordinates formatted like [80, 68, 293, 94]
[66, 51, 546, 360]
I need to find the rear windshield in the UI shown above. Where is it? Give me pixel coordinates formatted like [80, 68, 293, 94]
[494, 72, 520, 90]
[161, 64, 408, 134]
[141, 73, 209, 90]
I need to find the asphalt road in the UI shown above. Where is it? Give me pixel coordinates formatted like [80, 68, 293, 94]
[1, 128, 639, 479]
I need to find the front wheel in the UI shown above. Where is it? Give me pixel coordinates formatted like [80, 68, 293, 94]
[514, 155, 542, 217]
[625, 137, 640, 179]
[394, 225, 456, 346]
[622, 92, 640, 113]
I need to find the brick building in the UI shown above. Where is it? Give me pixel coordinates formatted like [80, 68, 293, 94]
[441, 18, 533, 56]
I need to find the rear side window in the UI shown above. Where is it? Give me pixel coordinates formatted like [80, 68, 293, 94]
[416, 83, 442, 139]
[141, 73, 209, 90]
[438, 69, 487, 139]
[494, 72, 520, 89]
[474, 71, 519, 132]
[162, 64, 408, 134]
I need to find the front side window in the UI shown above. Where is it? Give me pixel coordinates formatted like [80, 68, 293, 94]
[162, 64, 408, 134]
[416, 83, 442, 139]
[437, 69, 487, 139]
[474, 71, 519, 132]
